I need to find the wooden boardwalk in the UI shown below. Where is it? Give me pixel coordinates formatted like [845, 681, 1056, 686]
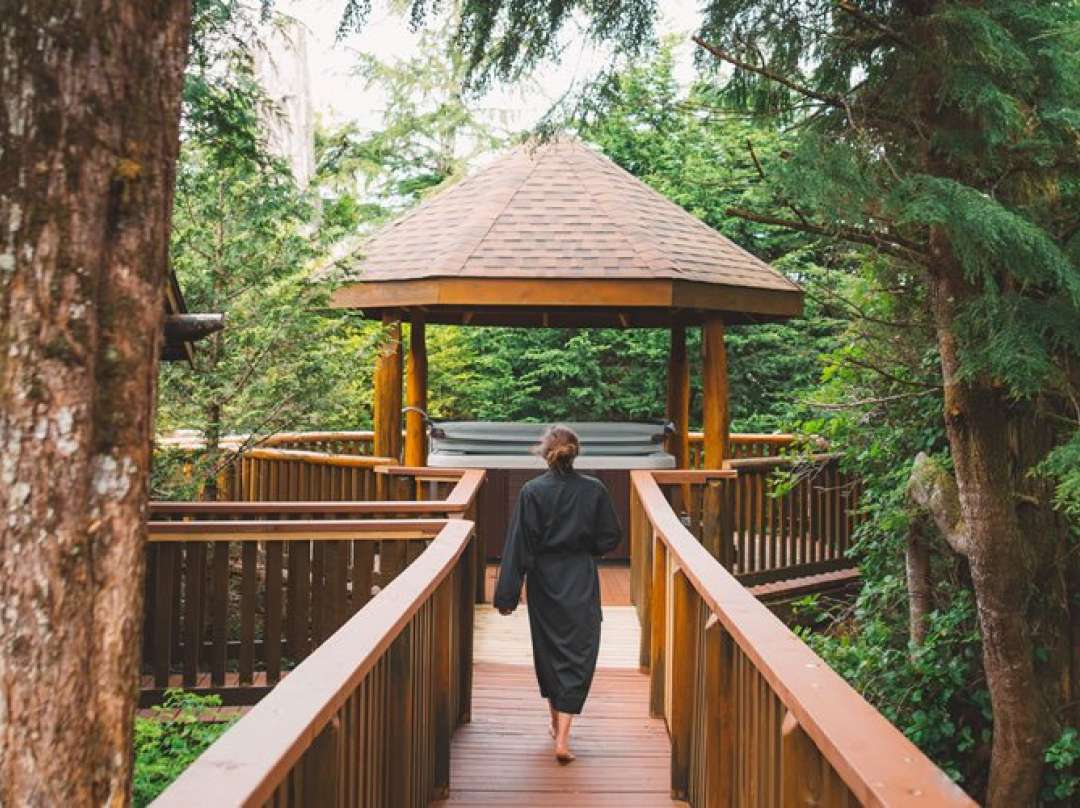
[436, 569, 685, 808]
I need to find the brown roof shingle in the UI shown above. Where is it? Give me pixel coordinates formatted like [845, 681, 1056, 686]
[337, 139, 800, 295]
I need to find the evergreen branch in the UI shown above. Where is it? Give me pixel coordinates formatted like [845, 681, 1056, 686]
[726, 206, 930, 265]
[800, 283, 923, 330]
[692, 37, 846, 109]
[836, 2, 915, 50]
[804, 389, 940, 409]
[837, 354, 942, 390]
[743, 139, 810, 227]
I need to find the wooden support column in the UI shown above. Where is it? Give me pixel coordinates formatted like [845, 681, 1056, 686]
[404, 313, 428, 467]
[666, 324, 690, 468]
[373, 313, 404, 463]
[702, 316, 730, 468]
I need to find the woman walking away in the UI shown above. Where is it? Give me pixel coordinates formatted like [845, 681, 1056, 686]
[493, 425, 622, 764]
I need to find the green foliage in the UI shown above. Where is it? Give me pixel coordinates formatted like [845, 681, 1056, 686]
[132, 690, 234, 807]
[801, 590, 990, 787]
[1043, 728, 1080, 804]
[318, 8, 506, 223]
[158, 2, 374, 495]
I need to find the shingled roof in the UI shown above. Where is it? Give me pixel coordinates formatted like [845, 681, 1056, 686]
[330, 138, 802, 327]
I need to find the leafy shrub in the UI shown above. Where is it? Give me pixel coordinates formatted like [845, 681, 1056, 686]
[1043, 728, 1080, 805]
[132, 690, 235, 807]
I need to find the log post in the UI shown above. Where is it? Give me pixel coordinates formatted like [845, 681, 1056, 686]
[373, 314, 403, 463]
[404, 313, 428, 467]
[702, 316, 730, 468]
[666, 324, 690, 468]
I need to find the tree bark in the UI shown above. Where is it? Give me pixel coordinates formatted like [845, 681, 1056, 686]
[928, 244, 1047, 807]
[905, 517, 933, 647]
[0, 2, 192, 804]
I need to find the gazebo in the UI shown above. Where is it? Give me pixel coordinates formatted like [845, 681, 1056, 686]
[329, 138, 802, 470]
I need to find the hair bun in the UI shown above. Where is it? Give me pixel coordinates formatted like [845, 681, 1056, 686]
[535, 425, 580, 473]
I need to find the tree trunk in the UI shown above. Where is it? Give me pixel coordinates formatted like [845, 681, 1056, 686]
[928, 246, 1047, 807]
[905, 517, 932, 648]
[0, 3, 191, 804]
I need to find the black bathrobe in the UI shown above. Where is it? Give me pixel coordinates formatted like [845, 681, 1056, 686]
[493, 469, 622, 714]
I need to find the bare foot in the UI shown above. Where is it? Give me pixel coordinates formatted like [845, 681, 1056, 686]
[555, 744, 576, 764]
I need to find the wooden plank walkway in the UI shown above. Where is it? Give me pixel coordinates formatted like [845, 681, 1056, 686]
[484, 561, 632, 606]
[435, 596, 685, 807]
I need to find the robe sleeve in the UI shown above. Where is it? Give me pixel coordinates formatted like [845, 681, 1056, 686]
[493, 485, 539, 611]
[590, 484, 622, 557]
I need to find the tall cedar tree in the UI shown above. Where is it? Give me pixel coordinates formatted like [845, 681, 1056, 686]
[0, 1, 192, 803]
[359, 1, 1080, 804]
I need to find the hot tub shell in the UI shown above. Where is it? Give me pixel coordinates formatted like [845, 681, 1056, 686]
[427, 421, 675, 559]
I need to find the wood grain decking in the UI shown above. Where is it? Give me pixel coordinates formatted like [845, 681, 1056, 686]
[484, 562, 633, 606]
[435, 600, 685, 807]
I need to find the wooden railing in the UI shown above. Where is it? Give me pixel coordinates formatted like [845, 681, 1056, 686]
[260, 430, 377, 455]
[154, 519, 476, 808]
[630, 469, 974, 807]
[687, 432, 795, 467]
[643, 456, 861, 589]
[218, 447, 395, 502]
[143, 468, 485, 704]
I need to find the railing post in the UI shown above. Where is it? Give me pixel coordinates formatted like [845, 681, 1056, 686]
[701, 479, 722, 562]
[703, 614, 734, 808]
[649, 530, 667, 718]
[303, 715, 341, 806]
[669, 567, 698, 801]
[782, 711, 828, 806]
[637, 487, 653, 671]
[152, 543, 176, 688]
[389, 623, 416, 808]
[433, 577, 453, 799]
[458, 534, 475, 724]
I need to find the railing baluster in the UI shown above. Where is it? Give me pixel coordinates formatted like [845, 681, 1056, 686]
[265, 541, 283, 685]
[649, 530, 667, 719]
[670, 567, 698, 800]
[238, 540, 256, 686]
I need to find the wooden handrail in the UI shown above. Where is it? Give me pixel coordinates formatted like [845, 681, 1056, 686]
[650, 469, 737, 484]
[244, 447, 395, 467]
[261, 430, 376, 446]
[688, 432, 796, 445]
[723, 452, 838, 470]
[631, 470, 974, 806]
[153, 518, 475, 807]
[146, 518, 449, 542]
[149, 469, 486, 517]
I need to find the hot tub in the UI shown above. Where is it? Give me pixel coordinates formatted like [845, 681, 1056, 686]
[427, 420, 675, 469]
[427, 421, 674, 559]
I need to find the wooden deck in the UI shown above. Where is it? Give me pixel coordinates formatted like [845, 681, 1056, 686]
[483, 562, 632, 606]
[435, 602, 685, 807]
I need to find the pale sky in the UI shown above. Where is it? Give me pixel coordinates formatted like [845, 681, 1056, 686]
[278, 0, 704, 137]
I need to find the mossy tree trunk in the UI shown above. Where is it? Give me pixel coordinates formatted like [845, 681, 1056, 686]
[0, 2, 191, 803]
[928, 238, 1070, 806]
